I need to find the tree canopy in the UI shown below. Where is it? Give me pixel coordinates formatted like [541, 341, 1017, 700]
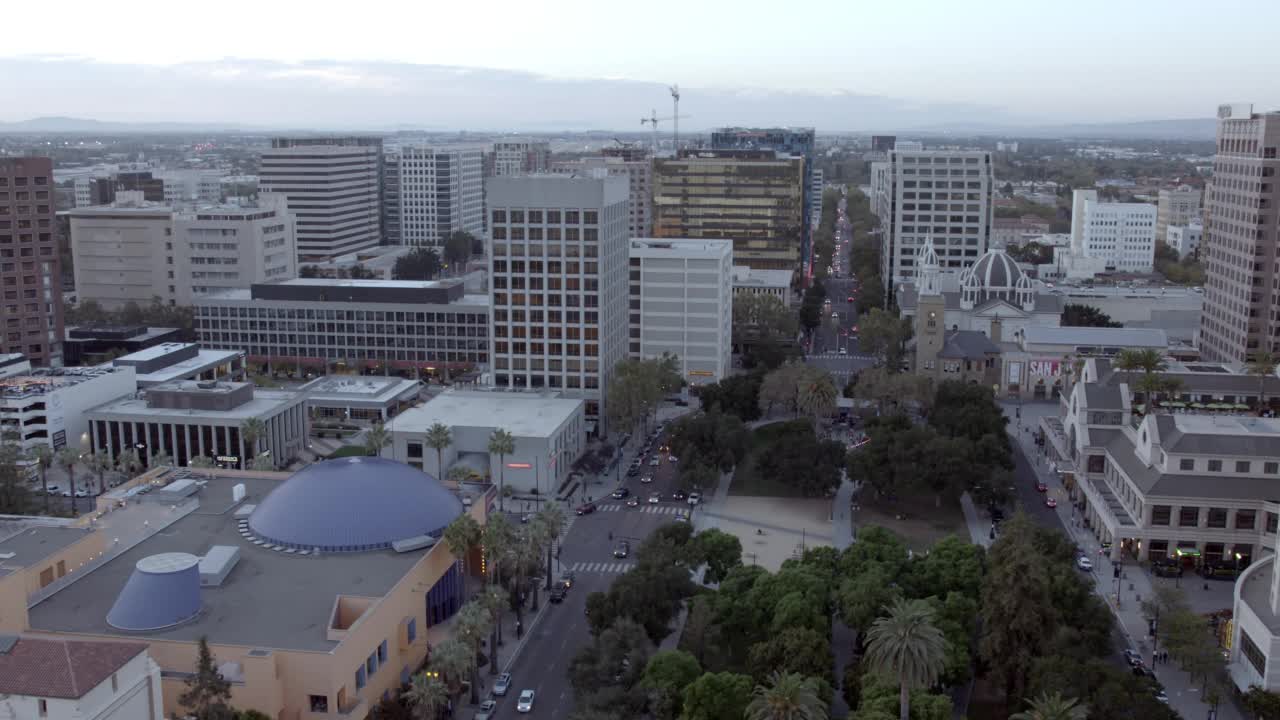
[1061, 303, 1121, 328]
[392, 247, 443, 280]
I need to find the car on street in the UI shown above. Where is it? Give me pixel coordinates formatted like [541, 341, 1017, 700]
[627, 466, 640, 477]
[575, 502, 596, 515]
[560, 571, 576, 588]
[1123, 649, 1144, 668]
[1045, 497, 1057, 508]
[668, 455, 678, 463]
[839, 347, 847, 355]
[1036, 481, 1048, 492]
[648, 493, 660, 504]
[519, 513, 531, 523]
[493, 673, 512, 696]
[516, 689, 535, 713]
[626, 496, 639, 507]
[670, 489, 686, 500]
[639, 475, 653, 484]
[45, 485, 61, 495]
[649, 457, 660, 467]
[611, 487, 630, 499]
[687, 492, 702, 506]
[613, 541, 630, 558]
[549, 585, 567, 603]
[1076, 556, 1094, 571]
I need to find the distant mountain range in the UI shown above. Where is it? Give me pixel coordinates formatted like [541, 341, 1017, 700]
[896, 118, 1216, 141]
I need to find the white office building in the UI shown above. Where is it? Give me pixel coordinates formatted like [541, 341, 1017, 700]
[384, 146, 484, 248]
[487, 175, 630, 432]
[628, 239, 733, 385]
[0, 636, 164, 720]
[732, 265, 793, 307]
[553, 152, 653, 240]
[258, 137, 382, 260]
[0, 366, 136, 452]
[1156, 186, 1202, 249]
[1167, 221, 1203, 259]
[870, 148, 996, 302]
[70, 193, 297, 308]
[1069, 189, 1158, 273]
[388, 388, 585, 494]
[487, 140, 551, 177]
[156, 170, 224, 205]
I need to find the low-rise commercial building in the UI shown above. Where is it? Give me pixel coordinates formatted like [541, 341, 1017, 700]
[299, 375, 420, 425]
[731, 265, 792, 307]
[194, 278, 489, 378]
[111, 342, 245, 388]
[63, 326, 184, 367]
[388, 389, 585, 494]
[0, 635, 163, 720]
[0, 366, 136, 452]
[87, 380, 306, 470]
[628, 239, 733, 385]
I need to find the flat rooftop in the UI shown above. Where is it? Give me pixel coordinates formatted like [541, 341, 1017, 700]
[272, 278, 459, 290]
[301, 376, 420, 404]
[0, 367, 127, 400]
[66, 326, 179, 343]
[0, 525, 93, 572]
[630, 238, 732, 258]
[133, 349, 242, 385]
[390, 389, 582, 438]
[89, 388, 299, 422]
[26, 474, 428, 652]
[1021, 326, 1168, 347]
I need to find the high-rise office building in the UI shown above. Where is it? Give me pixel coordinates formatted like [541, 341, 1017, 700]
[0, 157, 64, 366]
[1198, 103, 1280, 362]
[486, 140, 551, 177]
[552, 148, 653, 239]
[652, 149, 804, 271]
[258, 137, 382, 261]
[486, 175, 629, 431]
[870, 148, 995, 301]
[1155, 186, 1202, 246]
[1068, 189, 1157, 273]
[383, 146, 484, 248]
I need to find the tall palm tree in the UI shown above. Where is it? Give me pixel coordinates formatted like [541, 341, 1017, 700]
[480, 584, 506, 674]
[535, 502, 566, 591]
[424, 422, 453, 478]
[1114, 348, 1167, 406]
[864, 597, 947, 720]
[454, 600, 492, 704]
[84, 453, 114, 495]
[797, 368, 838, 419]
[745, 671, 827, 720]
[487, 428, 515, 510]
[55, 447, 81, 516]
[116, 448, 142, 480]
[1010, 692, 1088, 720]
[1248, 351, 1278, 415]
[240, 417, 266, 467]
[149, 450, 172, 469]
[403, 672, 449, 720]
[443, 514, 482, 580]
[481, 513, 514, 587]
[428, 638, 473, 709]
[28, 444, 53, 514]
[364, 421, 392, 458]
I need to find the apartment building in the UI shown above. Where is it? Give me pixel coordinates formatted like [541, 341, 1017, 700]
[0, 157, 64, 366]
[628, 239, 733, 385]
[486, 140, 551, 177]
[194, 278, 489, 376]
[1167, 221, 1203, 259]
[486, 175, 630, 431]
[1156, 186, 1202, 247]
[870, 148, 995, 302]
[1198, 103, 1280, 363]
[258, 137, 382, 260]
[553, 149, 653, 239]
[0, 637, 163, 720]
[70, 193, 297, 308]
[383, 146, 484, 247]
[652, 149, 805, 272]
[1068, 189, 1158, 273]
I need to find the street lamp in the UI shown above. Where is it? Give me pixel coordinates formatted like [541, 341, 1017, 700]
[1235, 551, 1244, 578]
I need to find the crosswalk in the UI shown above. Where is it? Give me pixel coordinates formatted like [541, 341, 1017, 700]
[809, 353, 874, 361]
[569, 560, 637, 574]
[598, 503, 690, 515]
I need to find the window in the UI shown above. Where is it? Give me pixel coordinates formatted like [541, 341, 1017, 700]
[407, 442, 423, 459]
[1242, 630, 1267, 676]
[1151, 505, 1171, 526]
[407, 618, 417, 643]
[1207, 507, 1228, 528]
[1236, 461, 1251, 473]
[111, 673, 118, 692]
[310, 695, 329, 712]
[1268, 512, 1278, 534]
[1267, 462, 1279, 475]
[38, 699, 48, 717]
[1087, 455, 1105, 473]
[1178, 506, 1200, 526]
[356, 665, 366, 689]
[1208, 459, 1223, 472]
[378, 640, 388, 664]
[1237, 509, 1257, 530]
[1179, 458, 1194, 471]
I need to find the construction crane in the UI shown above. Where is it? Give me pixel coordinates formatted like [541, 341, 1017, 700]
[669, 84, 681, 150]
[640, 108, 691, 155]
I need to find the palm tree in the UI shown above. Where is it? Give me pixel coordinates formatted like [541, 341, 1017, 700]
[116, 448, 142, 480]
[364, 421, 392, 458]
[240, 417, 266, 468]
[425, 422, 453, 478]
[403, 672, 449, 720]
[443, 514, 482, 579]
[1248, 351, 1278, 415]
[864, 597, 947, 720]
[1010, 692, 1088, 720]
[428, 639, 473, 708]
[513, 525, 543, 613]
[797, 368, 838, 419]
[28, 444, 53, 514]
[481, 513, 514, 587]
[479, 584, 506, 675]
[745, 671, 827, 720]
[1114, 348, 1167, 406]
[149, 449, 173, 469]
[84, 453, 114, 495]
[447, 465, 474, 484]
[534, 502, 566, 591]
[55, 448, 81, 516]
[454, 600, 492, 704]
[487, 429, 515, 510]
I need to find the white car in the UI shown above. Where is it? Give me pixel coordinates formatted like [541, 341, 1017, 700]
[1076, 556, 1094, 572]
[516, 689, 535, 713]
[639, 475, 653, 484]
[687, 492, 701, 506]
[648, 493, 660, 504]
[668, 455, 678, 463]
[493, 672, 511, 696]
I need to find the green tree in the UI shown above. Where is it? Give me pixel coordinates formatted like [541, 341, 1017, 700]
[745, 670, 828, 720]
[796, 368, 838, 419]
[864, 598, 946, 720]
[454, 600, 492, 704]
[1113, 348, 1167, 400]
[443, 231, 476, 269]
[667, 411, 749, 474]
[605, 355, 682, 434]
[1249, 351, 1278, 414]
[240, 417, 266, 465]
[116, 448, 142, 480]
[1060, 304, 1121, 328]
[1009, 691, 1088, 720]
[364, 421, 392, 458]
[697, 373, 765, 421]
[854, 675, 951, 720]
[838, 566, 903, 635]
[0, 439, 28, 515]
[639, 650, 702, 720]
[393, 247, 443, 280]
[535, 501, 566, 591]
[904, 535, 985, 600]
[748, 627, 832, 684]
[56, 447, 82, 515]
[677, 595, 723, 669]
[424, 422, 453, 477]
[1243, 686, 1280, 720]
[190, 455, 216, 474]
[734, 293, 799, 345]
[487, 428, 515, 509]
[682, 672, 754, 720]
[858, 309, 912, 372]
[28, 444, 54, 514]
[428, 638, 473, 705]
[694, 528, 743, 584]
[179, 636, 234, 720]
[404, 672, 449, 720]
[84, 452, 114, 495]
[443, 513, 481, 580]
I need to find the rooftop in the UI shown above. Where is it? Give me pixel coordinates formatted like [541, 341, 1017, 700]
[89, 386, 300, 422]
[731, 265, 792, 289]
[390, 389, 583, 438]
[130, 348, 243, 386]
[630, 238, 733, 258]
[26, 473, 433, 652]
[1021, 325, 1168, 347]
[0, 525, 93, 571]
[0, 367, 128, 400]
[300, 376, 420, 404]
[0, 636, 147, 699]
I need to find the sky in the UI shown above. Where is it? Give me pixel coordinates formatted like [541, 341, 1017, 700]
[3, 0, 1279, 129]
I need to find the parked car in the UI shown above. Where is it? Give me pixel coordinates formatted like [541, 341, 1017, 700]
[626, 466, 640, 477]
[687, 492, 702, 506]
[549, 585, 567, 603]
[611, 487, 630, 499]
[575, 502, 596, 516]
[493, 673, 512, 696]
[559, 571, 576, 588]
[1076, 556, 1094, 572]
[668, 455, 678, 463]
[1123, 649, 1144, 668]
[1045, 497, 1057, 508]
[613, 541, 631, 558]
[516, 690, 535, 713]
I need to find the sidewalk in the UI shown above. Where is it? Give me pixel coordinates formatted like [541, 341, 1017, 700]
[1001, 401, 1241, 720]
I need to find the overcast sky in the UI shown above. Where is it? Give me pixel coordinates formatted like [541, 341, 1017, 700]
[3, 0, 1278, 128]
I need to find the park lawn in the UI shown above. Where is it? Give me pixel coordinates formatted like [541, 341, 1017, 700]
[853, 492, 967, 554]
[728, 422, 809, 498]
[327, 445, 368, 459]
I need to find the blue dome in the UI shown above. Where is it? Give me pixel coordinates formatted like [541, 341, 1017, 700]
[248, 457, 464, 552]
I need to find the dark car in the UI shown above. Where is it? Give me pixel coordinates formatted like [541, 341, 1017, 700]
[549, 585, 567, 603]
[1123, 649, 1144, 668]
[611, 487, 631, 499]
[613, 541, 631, 558]
[670, 489, 687, 501]
[626, 466, 640, 477]
[575, 502, 596, 515]
[560, 571, 576, 589]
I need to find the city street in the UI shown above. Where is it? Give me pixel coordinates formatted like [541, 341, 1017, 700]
[808, 192, 877, 385]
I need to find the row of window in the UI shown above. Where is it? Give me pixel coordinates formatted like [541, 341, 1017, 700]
[1176, 457, 1279, 474]
[492, 209, 598, 225]
[1148, 505, 1276, 531]
[197, 308, 486, 323]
